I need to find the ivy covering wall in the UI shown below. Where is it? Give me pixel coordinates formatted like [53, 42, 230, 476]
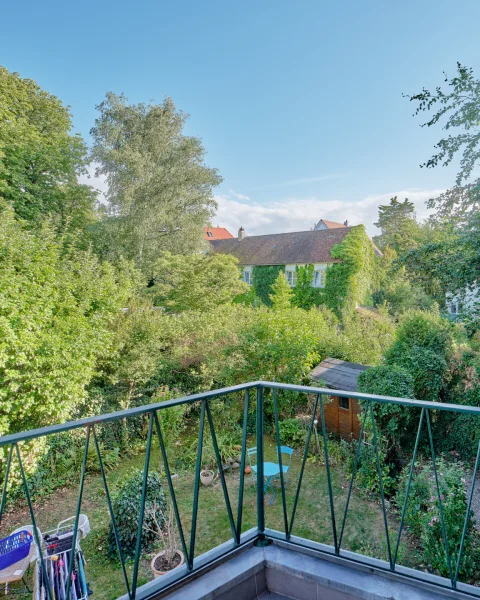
[252, 265, 285, 305]
[323, 225, 379, 315]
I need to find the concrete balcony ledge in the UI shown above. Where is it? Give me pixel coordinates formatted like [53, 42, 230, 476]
[151, 536, 479, 600]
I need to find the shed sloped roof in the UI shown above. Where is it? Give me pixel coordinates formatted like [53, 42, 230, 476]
[310, 357, 369, 392]
[210, 227, 352, 265]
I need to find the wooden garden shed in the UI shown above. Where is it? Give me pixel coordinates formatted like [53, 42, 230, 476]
[310, 357, 369, 439]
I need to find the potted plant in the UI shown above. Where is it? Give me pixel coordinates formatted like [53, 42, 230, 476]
[144, 502, 184, 577]
[200, 468, 214, 486]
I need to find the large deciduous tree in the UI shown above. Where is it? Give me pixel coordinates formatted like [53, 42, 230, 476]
[149, 252, 248, 312]
[407, 64, 480, 302]
[90, 93, 222, 275]
[0, 67, 97, 230]
[0, 202, 133, 437]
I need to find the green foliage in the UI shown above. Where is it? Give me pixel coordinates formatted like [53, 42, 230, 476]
[226, 307, 336, 388]
[435, 350, 480, 459]
[374, 279, 437, 319]
[407, 64, 480, 314]
[150, 252, 248, 312]
[0, 67, 96, 231]
[357, 365, 417, 459]
[293, 265, 323, 309]
[334, 308, 396, 366]
[278, 418, 307, 448]
[90, 93, 221, 275]
[108, 469, 166, 559]
[0, 203, 134, 438]
[269, 271, 293, 310]
[373, 197, 423, 254]
[358, 364, 414, 399]
[338, 434, 396, 497]
[409, 63, 480, 188]
[251, 265, 284, 306]
[384, 311, 455, 401]
[395, 459, 480, 580]
[324, 225, 379, 314]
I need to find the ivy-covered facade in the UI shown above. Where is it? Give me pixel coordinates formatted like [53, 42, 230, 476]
[210, 223, 381, 311]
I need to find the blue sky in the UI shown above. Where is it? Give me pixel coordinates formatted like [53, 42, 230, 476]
[2, 0, 480, 235]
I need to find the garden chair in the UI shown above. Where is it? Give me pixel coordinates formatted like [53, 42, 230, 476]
[276, 446, 294, 485]
[247, 447, 257, 481]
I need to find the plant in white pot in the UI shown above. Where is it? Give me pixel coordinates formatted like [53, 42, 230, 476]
[144, 501, 184, 577]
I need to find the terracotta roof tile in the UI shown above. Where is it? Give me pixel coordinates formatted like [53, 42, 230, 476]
[320, 219, 347, 229]
[204, 227, 233, 240]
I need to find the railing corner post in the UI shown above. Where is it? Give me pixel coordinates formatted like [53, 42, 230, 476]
[256, 384, 265, 536]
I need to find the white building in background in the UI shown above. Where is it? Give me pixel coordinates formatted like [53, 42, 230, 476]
[446, 283, 479, 316]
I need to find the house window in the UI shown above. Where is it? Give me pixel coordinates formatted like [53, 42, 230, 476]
[312, 264, 327, 288]
[313, 270, 323, 288]
[285, 268, 297, 287]
[339, 397, 350, 410]
[207, 231, 213, 238]
[449, 301, 459, 315]
[242, 267, 252, 285]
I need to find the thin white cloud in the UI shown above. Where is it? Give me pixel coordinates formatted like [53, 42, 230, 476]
[227, 189, 251, 201]
[252, 172, 352, 190]
[214, 188, 445, 237]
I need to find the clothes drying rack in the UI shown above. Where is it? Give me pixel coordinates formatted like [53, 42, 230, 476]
[33, 516, 91, 600]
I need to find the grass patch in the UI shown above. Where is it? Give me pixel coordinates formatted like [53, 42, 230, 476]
[1, 436, 406, 600]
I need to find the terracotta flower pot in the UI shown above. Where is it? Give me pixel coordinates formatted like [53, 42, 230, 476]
[244, 465, 251, 475]
[200, 469, 214, 486]
[151, 550, 185, 578]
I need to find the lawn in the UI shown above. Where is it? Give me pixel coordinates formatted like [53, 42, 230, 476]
[0, 436, 405, 600]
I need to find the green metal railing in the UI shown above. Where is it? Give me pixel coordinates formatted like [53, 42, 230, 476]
[0, 382, 479, 600]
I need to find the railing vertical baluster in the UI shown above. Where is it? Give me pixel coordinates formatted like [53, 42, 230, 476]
[425, 409, 453, 585]
[64, 426, 91, 600]
[338, 405, 369, 550]
[453, 439, 480, 587]
[393, 407, 424, 567]
[92, 426, 131, 599]
[236, 390, 250, 544]
[368, 400, 392, 569]
[189, 399, 206, 569]
[272, 389, 288, 537]
[153, 412, 189, 566]
[131, 413, 154, 599]
[288, 393, 320, 538]
[256, 385, 265, 538]
[0, 445, 13, 525]
[15, 443, 52, 600]
[319, 394, 338, 553]
[205, 401, 237, 541]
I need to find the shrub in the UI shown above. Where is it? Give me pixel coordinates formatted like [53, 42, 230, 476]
[384, 311, 456, 401]
[334, 308, 396, 366]
[108, 470, 166, 559]
[395, 458, 480, 580]
[252, 265, 284, 306]
[357, 365, 418, 460]
[278, 418, 307, 448]
[269, 272, 293, 310]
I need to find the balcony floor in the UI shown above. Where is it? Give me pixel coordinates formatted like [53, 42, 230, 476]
[152, 537, 474, 600]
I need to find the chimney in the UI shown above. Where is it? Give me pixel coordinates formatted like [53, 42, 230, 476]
[238, 226, 245, 241]
[344, 220, 349, 227]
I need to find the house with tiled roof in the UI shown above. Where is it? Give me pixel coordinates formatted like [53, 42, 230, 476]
[314, 218, 349, 230]
[204, 226, 233, 241]
[210, 223, 381, 289]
